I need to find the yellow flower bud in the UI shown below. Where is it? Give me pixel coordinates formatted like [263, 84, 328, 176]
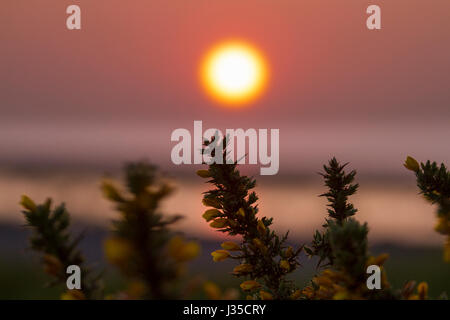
[252, 238, 263, 247]
[202, 198, 221, 209]
[210, 218, 228, 229]
[333, 290, 349, 300]
[301, 286, 314, 299]
[196, 169, 211, 178]
[290, 289, 301, 300]
[240, 280, 260, 291]
[257, 220, 266, 234]
[221, 241, 240, 251]
[404, 156, 420, 172]
[417, 282, 428, 300]
[285, 246, 294, 258]
[444, 237, 450, 263]
[280, 259, 290, 272]
[434, 217, 450, 235]
[233, 263, 253, 274]
[168, 236, 200, 262]
[104, 237, 133, 265]
[252, 238, 267, 253]
[237, 208, 246, 218]
[259, 290, 273, 300]
[61, 290, 85, 300]
[20, 195, 37, 212]
[43, 254, 63, 277]
[211, 250, 230, 262]
[202, 209, 221, 222]
[204, 281, 221, 300]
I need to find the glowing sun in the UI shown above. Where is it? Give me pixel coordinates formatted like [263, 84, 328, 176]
[200, 40, 269, 106]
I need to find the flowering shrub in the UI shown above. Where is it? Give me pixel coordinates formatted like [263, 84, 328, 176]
[20, 162, 200, 300]
[19, 155, 448, 300]
[198, 138, 302, 300]
[20, 196, 102, 299]
[404, 156, 450, 263]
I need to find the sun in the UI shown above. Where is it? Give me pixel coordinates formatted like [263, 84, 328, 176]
[200, 40, 269, 106]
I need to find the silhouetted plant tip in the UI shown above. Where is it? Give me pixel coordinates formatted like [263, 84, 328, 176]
[102, 161, 200, 299]
[198, 136, 302, 300]
[405, 156, 450, 263]
[20, 196, 102, 299]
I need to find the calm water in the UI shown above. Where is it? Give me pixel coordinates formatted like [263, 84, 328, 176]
[0, 170, 442, 246]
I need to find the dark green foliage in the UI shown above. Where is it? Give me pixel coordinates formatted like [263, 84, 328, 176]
[306, 157, 359, 267]
[415, 160, 450, 217]
[406, 157, 450, 263]
[320, 158, 359, 223]
[20, 197, 102, 299]
[103, 161, 185, 299]
[328, 219, 368, 281]
[201, 137, 302, 299]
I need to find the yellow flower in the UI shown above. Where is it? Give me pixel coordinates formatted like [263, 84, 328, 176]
[210, 218, 228, 229]
[211, 250, 230, 262]
[434, 217, 450, 235]
[404, 156, 420, 172]
[168, 236, 200, 262]
[290, 289, 301, 300]
[252, 238, 267, 253]
[313, 274, 334, 288]
[301, 286, 314, 299]
[196, 169, 211, 178]
[61, 290, 85, 300]
[252, 238, 263, 247]
[221, 241, 240, 251]
[202, 198, 221, 209]
[240, 280, 260, 291]
[202, 209, 221, 222]
[257, 220, 266, 234]
[259, 290, 273, 300]
[104, 237, 133, 265]
[279, 259, 290, 272]
[204, 281, 221, 300]
[285, 246, 294, 258]
[246, 295, 254, 300]
[233, 263, 253, 274]
[43, 254, 63, 277]
[20, 195, 37, 212]
[444, 237, 450, 262]
[237, 208, 246, 218]
[333, 290, 349, 300]
[417, 282, 428, 300]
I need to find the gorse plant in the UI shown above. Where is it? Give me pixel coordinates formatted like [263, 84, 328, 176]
[20, 161, 199, 300]
[305, 158, 359, 267]
[102, 162, 200, 299]
[20, 196, 102, 299]
[19, 155, 447, 300]
[302, 158, 394, 300]
[404, 156, 450, 263]
[198, 137, 302, 300]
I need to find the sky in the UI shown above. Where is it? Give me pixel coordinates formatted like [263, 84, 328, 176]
[1, 0, 450, 175]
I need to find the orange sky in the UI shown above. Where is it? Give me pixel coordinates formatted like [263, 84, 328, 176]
[1, 0, 450, 173]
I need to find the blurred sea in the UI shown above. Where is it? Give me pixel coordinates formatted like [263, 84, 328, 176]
[0, 169, 442, 246]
